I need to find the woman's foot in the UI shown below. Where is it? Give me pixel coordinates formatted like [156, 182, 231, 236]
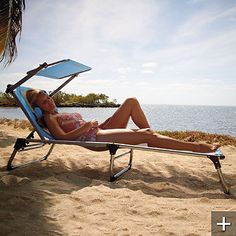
[197, 143, 220, 153]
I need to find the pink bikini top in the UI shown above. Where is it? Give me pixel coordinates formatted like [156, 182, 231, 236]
[56, 113, 86, 133]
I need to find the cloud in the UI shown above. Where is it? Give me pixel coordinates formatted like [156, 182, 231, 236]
[1, 1, 236, 106]
[174, 5, 236, 40]
[141, 62, 157, 74]
[222, 83, 236, 91]
[22, 0, 160, 55]
[141, 70, 154, 74]
[142, 62, 157, 68]
[187, 0, 208, 4]
[117, 67, 136, 74]
[0, 73, 25, 91]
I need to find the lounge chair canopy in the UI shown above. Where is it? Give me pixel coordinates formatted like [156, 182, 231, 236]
[36, 59, 92, 79]
[5, 59, 92, 94]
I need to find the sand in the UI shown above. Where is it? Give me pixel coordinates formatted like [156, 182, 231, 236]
[0, 123, 236, 236]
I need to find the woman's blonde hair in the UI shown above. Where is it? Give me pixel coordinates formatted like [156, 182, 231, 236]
[26, 89, 40, 108]
[26, 89, 47, 127]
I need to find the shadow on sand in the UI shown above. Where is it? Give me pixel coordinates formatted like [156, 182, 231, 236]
[0, 148, 235, 235]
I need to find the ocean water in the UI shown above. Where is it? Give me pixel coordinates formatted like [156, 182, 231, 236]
[0, 104, 236, 137]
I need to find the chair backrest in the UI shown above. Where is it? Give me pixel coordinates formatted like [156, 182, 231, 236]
[13, 86, 54, 140]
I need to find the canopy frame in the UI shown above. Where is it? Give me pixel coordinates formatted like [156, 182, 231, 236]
[5, 59, 91, 96]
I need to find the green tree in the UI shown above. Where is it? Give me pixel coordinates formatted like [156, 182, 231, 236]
[98, 94, 109, 104]
[0, 90, 118, 107]
[0, 91, 16, 106]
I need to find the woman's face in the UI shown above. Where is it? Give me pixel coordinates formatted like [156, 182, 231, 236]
[36, 92, 56, 114]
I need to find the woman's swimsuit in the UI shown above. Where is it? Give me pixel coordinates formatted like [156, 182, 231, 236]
[56, 113, 99, 141]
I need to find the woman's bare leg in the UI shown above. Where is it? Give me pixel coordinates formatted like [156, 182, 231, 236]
[96, 129, 220, 153]
[100, 97, 150, 129]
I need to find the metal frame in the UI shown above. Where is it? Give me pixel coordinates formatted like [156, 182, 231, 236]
[7, 138, 55, 170]
[108, 144, 133, 181]
[109, 143, 230, 194]
[6, 136, 230, 194]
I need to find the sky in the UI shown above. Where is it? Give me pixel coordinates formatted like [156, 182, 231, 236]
[1, 0, 236, 106]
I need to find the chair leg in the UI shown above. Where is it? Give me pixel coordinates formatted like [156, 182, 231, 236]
[108, 144, 133, 181]
[208, 155, 230, 194]
[7, 138, 55, 170]
[216, 168, 230, 194]
[7, 148, 18, 170]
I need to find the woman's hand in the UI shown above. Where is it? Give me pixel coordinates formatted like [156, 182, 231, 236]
[89, 119, 99, 128]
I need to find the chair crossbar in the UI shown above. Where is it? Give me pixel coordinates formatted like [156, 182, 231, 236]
[114, 150, 132, 160]
[18, 143, 45, 151]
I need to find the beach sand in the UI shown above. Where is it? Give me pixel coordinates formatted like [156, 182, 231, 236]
[0, 123, 236, 236]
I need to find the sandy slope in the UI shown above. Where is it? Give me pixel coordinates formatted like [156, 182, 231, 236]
[0, 124, 235, 236]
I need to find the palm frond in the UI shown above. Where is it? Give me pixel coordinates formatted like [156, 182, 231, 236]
[0, 0, 25, 66]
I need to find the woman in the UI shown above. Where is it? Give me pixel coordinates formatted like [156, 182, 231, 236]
[26, 89, 220, 153]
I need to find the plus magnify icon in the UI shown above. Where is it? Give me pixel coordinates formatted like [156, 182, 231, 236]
[216, 216, 232, 232]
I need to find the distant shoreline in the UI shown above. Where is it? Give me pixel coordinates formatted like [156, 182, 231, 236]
[0, 104, 120, 108]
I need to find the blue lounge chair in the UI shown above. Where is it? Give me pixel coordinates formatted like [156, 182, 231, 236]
[5, 59, 230, 194]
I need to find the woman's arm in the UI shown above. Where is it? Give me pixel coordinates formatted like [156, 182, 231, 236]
[98, 117, 111, 129]
[44, 115, 97, 140]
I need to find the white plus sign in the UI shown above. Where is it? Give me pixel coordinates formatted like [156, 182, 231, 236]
[216, 216, 231, 232]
